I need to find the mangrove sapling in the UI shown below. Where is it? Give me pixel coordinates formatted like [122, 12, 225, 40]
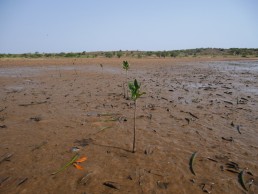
[100, 64, 103, 74]
[122, 61, 130, 99]
[73, 59, 78, 76]
[55, 65, 62, 77]
[128, 79, 145, 153]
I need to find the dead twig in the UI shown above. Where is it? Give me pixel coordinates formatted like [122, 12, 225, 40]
[19, 101, 47, 107]
[0, 153, 13, 163]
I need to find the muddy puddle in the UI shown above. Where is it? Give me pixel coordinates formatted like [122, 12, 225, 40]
[0, 65, 122, 78]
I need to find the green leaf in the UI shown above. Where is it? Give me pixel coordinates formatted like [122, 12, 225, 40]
[134, 79, 140, 90]
[239, 170, 248, 191]
[99, 126, 111, 131]
[128, 82, 135, 91]
[122, 61, 129, 70]
[189, 152, 197, 175]
[52, 154, 79, 175]
[128, 79, 145, 101]
[138, 92, 146, 98]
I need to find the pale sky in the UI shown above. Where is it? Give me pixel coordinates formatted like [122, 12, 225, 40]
[0, 0, 257, 53]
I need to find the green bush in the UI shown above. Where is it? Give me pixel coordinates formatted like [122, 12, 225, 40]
[105, 52, 113, 58]
[117, 51, 122, 58]
[65, 53, 77, 57]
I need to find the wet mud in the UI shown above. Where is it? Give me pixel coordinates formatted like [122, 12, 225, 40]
[0, 58, 258, 193]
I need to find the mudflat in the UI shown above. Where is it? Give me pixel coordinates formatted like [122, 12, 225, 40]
[0, 57, 258, 193]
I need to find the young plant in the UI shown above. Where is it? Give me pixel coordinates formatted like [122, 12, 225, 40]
[128, 79, 145, 153]
[100, 64, 103, 74]
[122, 61, 130, 99]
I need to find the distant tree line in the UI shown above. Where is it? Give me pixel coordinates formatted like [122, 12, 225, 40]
[1, 48, 258, 58]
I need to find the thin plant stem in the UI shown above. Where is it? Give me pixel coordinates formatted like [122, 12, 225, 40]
[58, 67, 61, 77]
[132, 100, 136, 153]
[126, 70, 128, 99]
[123, 82, 126, 98]
[74, 68, 78, 76]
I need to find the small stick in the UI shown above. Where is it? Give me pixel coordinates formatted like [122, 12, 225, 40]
[236, 125, 241, 134]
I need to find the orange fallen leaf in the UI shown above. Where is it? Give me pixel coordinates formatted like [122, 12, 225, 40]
[76, 156, 87, 163]
[73, 163, 83, 170]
